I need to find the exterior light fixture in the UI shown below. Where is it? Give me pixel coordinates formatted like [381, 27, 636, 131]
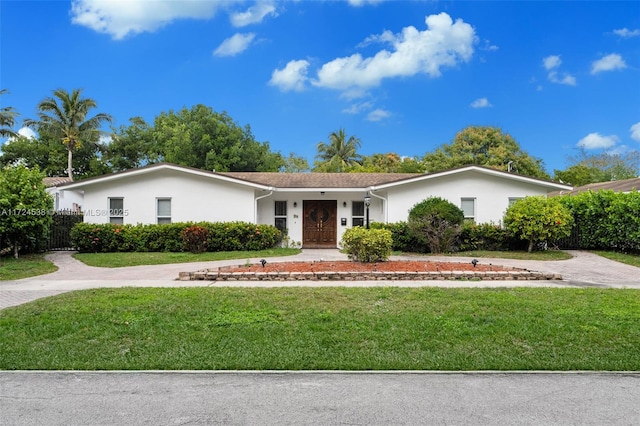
[364, 194, 371, 229]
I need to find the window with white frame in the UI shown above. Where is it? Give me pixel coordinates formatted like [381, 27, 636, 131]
[109, 197, 124, 224]
[508, 197, 523, 207]
[157, 198, 171, 224]
[274, 201, 287, 233]
[352, 201, 365, 227]
[461, 198, 476, 223]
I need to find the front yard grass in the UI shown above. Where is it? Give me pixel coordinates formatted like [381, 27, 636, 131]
[73, 248, 301, 267]
[594, 251, 640, 268]
[0, 254, 58, 281]
[427, 250, 573, 261]
[1, 287, 638, 370]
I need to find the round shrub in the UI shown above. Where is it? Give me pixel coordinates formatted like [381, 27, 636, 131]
[407, 197, 464, 254]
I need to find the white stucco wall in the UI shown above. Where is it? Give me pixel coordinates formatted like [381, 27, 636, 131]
[46, 188, 84, 211]
[385, 170, 552, 224]
[80, 169, 256, 224]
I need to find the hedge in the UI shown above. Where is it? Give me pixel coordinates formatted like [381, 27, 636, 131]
[70, 221, 283, 253]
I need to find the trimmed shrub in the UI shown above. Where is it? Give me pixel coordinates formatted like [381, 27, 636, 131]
[504, 196, 573, 252]
[341, 227, 393, 262]
[181, 225, 209, 253]
[408, 197, 464, 254]
[457, 222, 524, 252]
[371, 221, 427, 253]
[70, 221, 282, 253]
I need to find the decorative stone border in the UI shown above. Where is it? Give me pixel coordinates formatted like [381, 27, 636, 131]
[179, 269, 562, 282]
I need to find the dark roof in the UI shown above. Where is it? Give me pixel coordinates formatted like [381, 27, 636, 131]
[218, 172, 423, 188]
[43, 177, 73, 187]
[551, 177, 640, 196]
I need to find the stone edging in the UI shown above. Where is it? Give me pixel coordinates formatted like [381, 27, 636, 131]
[179, 269, 562, 282]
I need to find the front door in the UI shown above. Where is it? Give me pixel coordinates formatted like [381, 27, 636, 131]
[303, 200, 337, 248]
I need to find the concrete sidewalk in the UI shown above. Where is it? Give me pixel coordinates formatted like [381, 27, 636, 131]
[1, 249, 638, 310]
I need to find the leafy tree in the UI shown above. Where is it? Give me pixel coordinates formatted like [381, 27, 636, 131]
[281, 153, 310, 172]
[504, 196, 573, 252]
[423, 126, 549, 179]
[0, 165, 53, 258]
[554, 149, 639, 185]
[358, 153, 426, 173]
[23, 88, 113, 179]
[0, 89, 18, 138]
[314, 128, 362, 172]
[408, 197, 465, 254]
[105, 117, 160, 171]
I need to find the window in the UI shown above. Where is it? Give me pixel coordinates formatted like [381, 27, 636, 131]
[109, 198, 124, 224]
[461, 198, 475, 223]
[508, 197, 523, 207]
[352, 201, 365, 227]
[274, 201, 287, 232]
[157, 198, 171, 224]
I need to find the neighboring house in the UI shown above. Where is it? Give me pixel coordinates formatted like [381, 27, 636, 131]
[550, 177, 640, 196]
[43, 177, 83, 212]
[58, 163, 572, 248]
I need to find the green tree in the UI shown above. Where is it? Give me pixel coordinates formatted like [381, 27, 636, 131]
[554, 149, 639, 185]
[423, 126, 549, 179]
[314, 128, 362, 172]
[408, 197, 465, 254]
[0, 128, 109, 178]
[105, 117, 160, 171]
[23, 88, 113, 179]
[281, 153, 310, 173]
[159, 105, 285, 171]
[0, 165, 53, 258]
[504, 196, 573, 252]
[358, 153, 426, 173]
[0, 89, 18, 138]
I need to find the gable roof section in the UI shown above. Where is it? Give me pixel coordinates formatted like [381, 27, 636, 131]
[551, 177, 640, 196]
[58, 163, 271, 191]
[369, 165, 573, 191]
[44, 177, 73, 187]
[219, 172, 422, 189]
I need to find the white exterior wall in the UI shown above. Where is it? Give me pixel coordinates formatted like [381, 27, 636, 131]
[81, 169, 256, 224]
[46, 188, 84, 211]
[256, 191, 380, 246]
[385, 171, 551, 224]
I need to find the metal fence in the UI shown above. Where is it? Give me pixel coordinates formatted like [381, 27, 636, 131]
[47, 210, 83, 251]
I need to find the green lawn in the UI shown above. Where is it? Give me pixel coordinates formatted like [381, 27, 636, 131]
[73, 248, 301, 267]
[0, 254, 58, 280]
[426, 250, 573, 261]
[1, 287, 638, 370]
[594, 251, 640, 268]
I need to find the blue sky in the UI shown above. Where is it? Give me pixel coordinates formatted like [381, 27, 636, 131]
[1, 0, 639, 174]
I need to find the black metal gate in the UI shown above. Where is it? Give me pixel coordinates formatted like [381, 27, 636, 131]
[47, 210, 83, 250]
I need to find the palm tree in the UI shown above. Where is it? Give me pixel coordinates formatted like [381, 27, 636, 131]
[314, 128, 362, 172]
[0, 89, 18, 138]
[24, 88, 112, 179]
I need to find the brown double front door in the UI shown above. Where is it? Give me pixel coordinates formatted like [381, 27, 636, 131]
[303, 200, 337, 248]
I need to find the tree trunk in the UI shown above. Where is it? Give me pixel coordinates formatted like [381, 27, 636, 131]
[67, 148, 73, 179]
[527, 239, 534, 253]
[13, 240, 19, 259]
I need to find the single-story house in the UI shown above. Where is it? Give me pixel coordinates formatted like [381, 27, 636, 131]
[57, 163, 572, 248]
[550, 176, 640, 196]
[44, 177, 83, 212]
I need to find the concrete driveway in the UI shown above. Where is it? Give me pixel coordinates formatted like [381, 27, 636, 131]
[1, 249, 638, 310]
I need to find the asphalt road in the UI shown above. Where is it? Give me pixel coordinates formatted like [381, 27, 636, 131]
[2, 371, 639, 425]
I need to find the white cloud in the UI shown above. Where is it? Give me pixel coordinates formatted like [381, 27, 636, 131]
[613, 28, 640, 38]
[542, 55, 562, 70]
[366, 108, 391, 122]
[591, 53, 627, 74]
[630, 122, 640, 142]
[312, 13, 476, 91]
[70, 0, 220, 39]
[269, 60, 310, 92]
[214, 33, 256, 57]
[348, 0, 385, 6]
[17, 127, 37, 139]
[577, 132, 619, 150]
[342, 101, 374, 114]
[230, 2, 276, 27]
[470, 97, 492, 108]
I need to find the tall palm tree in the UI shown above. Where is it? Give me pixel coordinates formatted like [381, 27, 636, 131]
[0, 89, 18, 138]
[314, 128, 362, 172]
[24, 88, 112, 179]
